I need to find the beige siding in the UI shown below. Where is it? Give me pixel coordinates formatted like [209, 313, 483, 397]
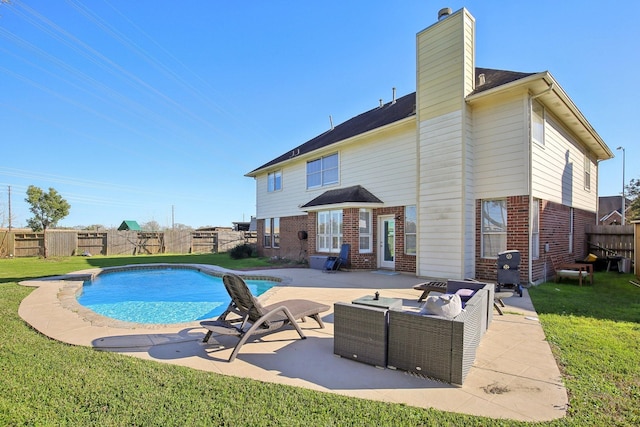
[418, 110, 474, 279]
[416, 9, 475, 121]
[532, 113, 597, 212]
[255, 121, 416, 219]
[473, 94, 529, 198]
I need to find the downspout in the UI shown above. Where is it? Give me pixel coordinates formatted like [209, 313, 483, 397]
[528, 83, 554, 285]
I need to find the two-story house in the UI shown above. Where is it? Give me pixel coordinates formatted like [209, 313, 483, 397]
[246, 8, 613, 284]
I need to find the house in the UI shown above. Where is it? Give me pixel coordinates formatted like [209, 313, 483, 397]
[598, 196, 631, 225]
[246, 8, 613, 284]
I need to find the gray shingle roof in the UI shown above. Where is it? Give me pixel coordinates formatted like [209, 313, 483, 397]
[300, 185, 383, 208]
[249, 68, 537, 174]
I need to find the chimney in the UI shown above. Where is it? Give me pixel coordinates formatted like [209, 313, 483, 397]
[438, 7, 452, 21]
[478, 73, 485, 86]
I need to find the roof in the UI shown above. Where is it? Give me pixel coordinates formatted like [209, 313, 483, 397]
[300, 185, 383, 210]
[248, 68, 546, 176]
[118, 220, 141, 231]
[248, 92, 417, 175]
[471, 67, 537, 94]
[598, 195, 631, 216]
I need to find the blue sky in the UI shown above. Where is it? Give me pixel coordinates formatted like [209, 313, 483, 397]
[1, 1, 637, 229]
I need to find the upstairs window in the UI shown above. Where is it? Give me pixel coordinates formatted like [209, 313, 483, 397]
[267, 170, 282, 192]
[307, 153, 338, 189]
[584, 154, 591, 191]
[532, 100, 545, 146]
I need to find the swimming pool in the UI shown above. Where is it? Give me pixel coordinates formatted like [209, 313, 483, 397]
[77, 266, 277, 324]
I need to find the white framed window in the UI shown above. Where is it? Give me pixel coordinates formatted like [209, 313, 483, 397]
[263, 218, 280, 248]
[568, 208, 574, 254]
[317, 210, 342, 252]
[263, 219, 271, 248]
[272, 218, 280, 248]
[531, 199, 540, 259]
[584, 154, 591, 191]
[404, 205, 417, 255]
[358, 209, 372, 253]
[532, 100, 545, 146]
[481, 199, 507, 258]
[267, 170, 282, 192]
[307, 153, 339, 189]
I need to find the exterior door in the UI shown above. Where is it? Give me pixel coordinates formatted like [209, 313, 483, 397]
[378, 215, 395, 269]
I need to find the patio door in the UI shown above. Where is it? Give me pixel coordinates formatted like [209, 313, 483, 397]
[378, 215, 395, 270]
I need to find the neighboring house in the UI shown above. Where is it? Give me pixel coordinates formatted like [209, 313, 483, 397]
[598, 196, 631, 225]
[246, 8, 613, 284]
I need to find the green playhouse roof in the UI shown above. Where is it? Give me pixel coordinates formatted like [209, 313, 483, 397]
[118, 220, 141, 231]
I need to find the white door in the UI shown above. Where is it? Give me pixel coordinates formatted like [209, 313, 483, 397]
[378, 215, 395, 269]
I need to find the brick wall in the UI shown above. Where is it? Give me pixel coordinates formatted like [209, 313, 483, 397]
[476, 196, 596, 284]
[258, 206, 417, 273]
[257, 215, 309, 262]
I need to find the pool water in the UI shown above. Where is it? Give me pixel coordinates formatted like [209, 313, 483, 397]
[77, 268, 276, 324]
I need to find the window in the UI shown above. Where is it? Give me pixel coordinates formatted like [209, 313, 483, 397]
[531, 199, 540, 259]
[359, 209, 372, 253]
[404, 205, 417, 255]
[264, 219, 271, 248]
[317, 210, 342, 252]
[267, 170, 282, 192]
[568, 208, 574, 254]
[263, 218, 280, 248]
[481, 199, 507, 258]
[532, 100, 545, 145]
[307, 153, 338, 189]
[272, 218, 280, 248]
[584, 154, 591, 191]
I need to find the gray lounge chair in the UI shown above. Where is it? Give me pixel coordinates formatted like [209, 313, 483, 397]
[200, 273, 330, 362]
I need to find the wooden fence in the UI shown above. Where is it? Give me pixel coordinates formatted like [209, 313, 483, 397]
[585, 224, 634, 260]
[0, 229, 256, 258]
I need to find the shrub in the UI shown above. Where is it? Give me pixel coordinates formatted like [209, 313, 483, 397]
[229, 244, 253, 259]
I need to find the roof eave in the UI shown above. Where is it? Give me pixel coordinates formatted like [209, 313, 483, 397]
[467, 71, 614, 161]
[300, 202, 385, 212]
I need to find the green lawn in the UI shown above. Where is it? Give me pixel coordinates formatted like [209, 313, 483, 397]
[1, 255, 639, 426]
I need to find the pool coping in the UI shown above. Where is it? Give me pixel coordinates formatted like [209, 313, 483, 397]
[23, 263, 290, 330]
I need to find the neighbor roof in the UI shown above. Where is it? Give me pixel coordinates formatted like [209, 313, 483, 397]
[247, 68, 536, 176]
[118, 220, 141, 231]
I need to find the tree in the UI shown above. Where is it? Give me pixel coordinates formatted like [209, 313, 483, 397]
[25, 185, 71, 258]
[626, 178, 640, 221]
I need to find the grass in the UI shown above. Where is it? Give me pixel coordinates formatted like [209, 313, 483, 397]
[1, 255, 639, 426]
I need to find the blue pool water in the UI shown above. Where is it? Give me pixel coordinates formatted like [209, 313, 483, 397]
[77, 268, 276, 324]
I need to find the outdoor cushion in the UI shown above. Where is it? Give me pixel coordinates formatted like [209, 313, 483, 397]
[420, 293, 463, 319]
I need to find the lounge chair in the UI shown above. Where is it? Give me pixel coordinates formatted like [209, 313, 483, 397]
[323, 243, 350, 272]
[200, 273, 330, 362]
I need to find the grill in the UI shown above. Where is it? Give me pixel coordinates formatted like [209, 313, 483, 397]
[496, 250, 523, 296]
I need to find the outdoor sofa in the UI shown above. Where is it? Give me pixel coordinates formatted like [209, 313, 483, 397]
[386, 280, 494, 385]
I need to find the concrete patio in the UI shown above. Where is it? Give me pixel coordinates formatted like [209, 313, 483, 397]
[19, 266, 568, 422]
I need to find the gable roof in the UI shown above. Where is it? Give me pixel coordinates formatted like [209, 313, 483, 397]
[300, 185, 383, 210]
[247, 68, 539, 176]
[118, 220, 141, 231]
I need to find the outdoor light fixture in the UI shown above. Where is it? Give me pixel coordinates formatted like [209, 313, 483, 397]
[617, 146, 625, 225]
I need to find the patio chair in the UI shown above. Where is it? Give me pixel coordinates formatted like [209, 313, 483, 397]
[323, 244, 350, 273]
[200, 273, 330, 362]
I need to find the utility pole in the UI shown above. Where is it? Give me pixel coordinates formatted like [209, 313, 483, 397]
[8, 185, 11, 231]
[617, 146, 626, 225]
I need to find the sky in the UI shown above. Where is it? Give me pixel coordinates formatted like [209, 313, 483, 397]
[1, 0, 638, 229]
